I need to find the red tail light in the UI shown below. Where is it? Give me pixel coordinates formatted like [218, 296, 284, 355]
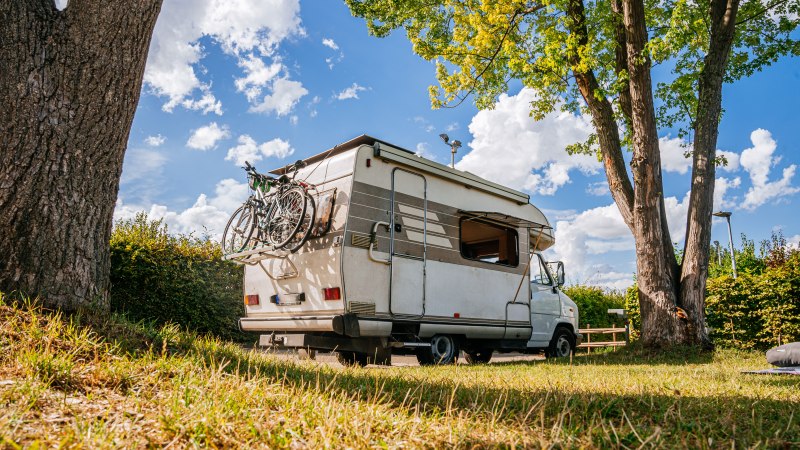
[245, 294, 260, 305]
[323, 287, 341, 301]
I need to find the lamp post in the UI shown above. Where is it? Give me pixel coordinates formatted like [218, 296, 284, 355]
[439, 133, 462, 169]
[713, 211, 737, 279]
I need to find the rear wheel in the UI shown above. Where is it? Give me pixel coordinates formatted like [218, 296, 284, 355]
[221, 204, 256, 254]
[416, 335, 458, 365]
[336, 351, 368, 367]
[463, 349, 493, 364]
[546, 328, 575, 358]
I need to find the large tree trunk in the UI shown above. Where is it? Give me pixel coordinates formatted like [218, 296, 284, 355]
[0, 0, 162, 311]
[622, 0, 689, 347]
[680, 0, 740, 348]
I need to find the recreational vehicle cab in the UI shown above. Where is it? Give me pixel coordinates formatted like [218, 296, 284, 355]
[226, 135, 581, 366]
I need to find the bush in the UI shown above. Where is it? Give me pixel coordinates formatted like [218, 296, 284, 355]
[562, 285, 625, 328]
[625, 283, 640, 342]
[109, 213, 247, 341]
[706, 251, 800, 350]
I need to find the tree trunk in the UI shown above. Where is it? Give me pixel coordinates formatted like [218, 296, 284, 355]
[680, 0, 740, 348]
[0, 0, 162, 311]
[622, 0, 688, 347]
[566, 0, 635, 230]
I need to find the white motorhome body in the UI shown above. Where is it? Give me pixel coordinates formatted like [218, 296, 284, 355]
[232, 135, 581, 364]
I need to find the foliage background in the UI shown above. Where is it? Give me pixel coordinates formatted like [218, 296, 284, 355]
[109, 214, 247, 341]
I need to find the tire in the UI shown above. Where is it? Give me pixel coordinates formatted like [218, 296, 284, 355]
[463, 349, 493, 364]
[221, 204, 256, 254]
[283, 192, 316, 253]
[416, 335, 459, 365]
[546, 328, 575, 358]
[265, 186, 307, 249]
[336, 351, 368, 367]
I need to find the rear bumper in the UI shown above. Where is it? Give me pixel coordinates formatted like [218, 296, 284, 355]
[239, 313, 391, 337]
[239, 316, 337, 333]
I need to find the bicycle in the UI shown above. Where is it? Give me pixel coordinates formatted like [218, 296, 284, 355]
[221, 160, 316, 255]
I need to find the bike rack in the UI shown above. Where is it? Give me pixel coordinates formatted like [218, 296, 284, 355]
[222, 246, 299, 280]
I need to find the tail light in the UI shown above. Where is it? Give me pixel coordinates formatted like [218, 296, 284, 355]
[322, 287, 341, 301]
[245, 294, 260, 306]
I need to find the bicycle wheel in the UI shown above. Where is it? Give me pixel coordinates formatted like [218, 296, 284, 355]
[222, 204, 256, 254]
[265, 186, 307, 249]
[283, 192, 316, 253]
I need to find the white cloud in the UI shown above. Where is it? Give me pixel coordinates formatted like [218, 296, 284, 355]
[144, 0, 303, 114]
[234, 54, 283, 102]
[456, 88, 598, 196]
[186, 122, 230, 151]
[225, 135, 295, 166]
[145, 134, 166, 147]
[717, 150, 740, 172]
[55, 0, 68, 10]
[659, 135, 692, 174]
[322, 38, 339, 50]
[789, 234, 800, 249]
[414, 142, 438, 161]
[740, 129, 800, 210]
[250, 77, 309, 115]
[445, 122, 459, 132]
[335, 83, 368, 100]
[586, 181, 609, 197]
[714, 176, 741, 210]
[120, 148, 168, 184]
[115, 178, 249, 239]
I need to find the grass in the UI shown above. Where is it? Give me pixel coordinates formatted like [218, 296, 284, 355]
[0, 299, 798, 448]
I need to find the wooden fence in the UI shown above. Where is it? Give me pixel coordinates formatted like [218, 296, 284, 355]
[578, 324, 628, 352]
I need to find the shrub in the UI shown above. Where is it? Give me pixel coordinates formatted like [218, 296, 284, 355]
[109, 213, 247, 341]
[562, 285, 625, 329]
[624, 283, 640, 342]
[706, 251, 800, 349]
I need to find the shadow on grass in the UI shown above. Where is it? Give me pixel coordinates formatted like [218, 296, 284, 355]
[160, 336, 798, 448]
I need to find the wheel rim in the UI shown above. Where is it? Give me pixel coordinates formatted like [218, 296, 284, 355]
[555, 335, 571, 357]
[430, 336, 453, 362]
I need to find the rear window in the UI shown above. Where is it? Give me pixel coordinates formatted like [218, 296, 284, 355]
[460, 218, 519, 267]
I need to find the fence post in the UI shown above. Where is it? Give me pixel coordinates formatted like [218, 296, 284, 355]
[612, 323, 617, 352]
[586, 324, 591, 354]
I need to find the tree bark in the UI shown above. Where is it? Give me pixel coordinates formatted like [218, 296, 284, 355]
[680, 0, 740, 348]
[0, 0, 162, 311]
[622, 0, 688, 347]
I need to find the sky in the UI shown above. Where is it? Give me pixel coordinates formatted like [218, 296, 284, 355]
[97, 0, 800, 290]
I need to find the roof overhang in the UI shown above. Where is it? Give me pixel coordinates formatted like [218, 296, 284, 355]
[458, 210, 551, 230]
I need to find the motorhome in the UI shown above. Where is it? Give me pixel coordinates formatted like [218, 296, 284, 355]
[225, 135, 581, 366]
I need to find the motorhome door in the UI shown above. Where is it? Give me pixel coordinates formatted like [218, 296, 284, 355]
[389, 168, 426, 317]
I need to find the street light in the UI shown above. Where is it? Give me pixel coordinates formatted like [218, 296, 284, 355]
[439, 133, 462, 169]
[713, 211, 737, 278]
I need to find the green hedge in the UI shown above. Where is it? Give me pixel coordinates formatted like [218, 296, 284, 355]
[109, 214, 247, 341]
[562, 285, 625, 329]
[706, 252, 800, 349]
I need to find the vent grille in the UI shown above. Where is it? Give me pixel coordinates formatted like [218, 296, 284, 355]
[349, 301, 376, 315]
[351, 233, 377, 249]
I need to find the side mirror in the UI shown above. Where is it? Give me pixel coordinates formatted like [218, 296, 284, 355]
[554, 261, 565, 287]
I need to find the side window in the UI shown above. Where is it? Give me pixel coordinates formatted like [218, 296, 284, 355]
[460, 218, 519, 267]
[532, 256, 552, 285]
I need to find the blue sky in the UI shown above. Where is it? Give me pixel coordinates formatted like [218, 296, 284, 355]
[116, 0, 800, 289]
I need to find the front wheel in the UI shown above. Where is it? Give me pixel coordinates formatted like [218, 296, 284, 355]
[416, 335, 459, 365]
[283, 192, 316, 253]
[546, 328, 575, 358]
[221, 204, 256, 254]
